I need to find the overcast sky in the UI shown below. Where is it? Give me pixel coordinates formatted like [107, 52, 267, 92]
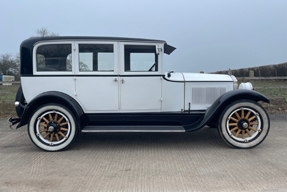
[1, 0, 286, 73]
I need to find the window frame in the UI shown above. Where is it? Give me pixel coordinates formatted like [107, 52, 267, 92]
[33, 41, 75, 75]
[74, 41, 118, 75]
[119, 42, 163, 75]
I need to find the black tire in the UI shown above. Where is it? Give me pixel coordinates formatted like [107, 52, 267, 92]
[218, 100, 270, 149]
[15, 85, 26, 117]
[28, 104, 78, 151]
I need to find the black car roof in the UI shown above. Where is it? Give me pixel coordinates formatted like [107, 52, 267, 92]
[26, 36, 167, 43]
[19, 36, 176, 76]
[21, 36, 176, 55]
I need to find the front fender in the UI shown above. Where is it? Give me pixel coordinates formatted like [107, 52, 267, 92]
[184, 89, 269, 131]
[16, 91, 87, 129]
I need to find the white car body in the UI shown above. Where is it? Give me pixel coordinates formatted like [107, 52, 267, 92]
[10, 36, 270, 151]
[21, 40, 235, 113]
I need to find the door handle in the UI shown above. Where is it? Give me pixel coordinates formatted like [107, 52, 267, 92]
[121, 78, 125, 84]
[113, 78, 118, 82]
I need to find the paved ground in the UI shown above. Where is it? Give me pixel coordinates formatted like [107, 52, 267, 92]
[0, 114, 287, 192]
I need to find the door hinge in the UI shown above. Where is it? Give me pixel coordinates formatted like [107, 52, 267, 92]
[156, 45, 162, 55]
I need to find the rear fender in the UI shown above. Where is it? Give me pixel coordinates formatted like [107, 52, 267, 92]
[16, 91, 87, 129]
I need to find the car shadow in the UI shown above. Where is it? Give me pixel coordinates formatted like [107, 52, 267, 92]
[71, 127, 227, 151]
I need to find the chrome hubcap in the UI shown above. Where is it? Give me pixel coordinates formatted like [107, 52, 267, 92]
[242, 122, 248, 129]
[48, 126, 54, 132]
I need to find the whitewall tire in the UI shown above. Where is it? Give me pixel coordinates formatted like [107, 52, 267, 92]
[218, 100, 270, 148]
[28, 104, 77, 151]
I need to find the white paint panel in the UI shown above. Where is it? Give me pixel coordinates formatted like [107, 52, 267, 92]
[162, 80, 184, 112]
[21, 77, 75, 103]
[76, 77, 119, 111]
[185, 82, 233, 110]
[120, 77, 161, 111]
[182, 73, 233, 81]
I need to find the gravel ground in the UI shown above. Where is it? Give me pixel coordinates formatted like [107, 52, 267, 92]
[0, 114, 287, 192]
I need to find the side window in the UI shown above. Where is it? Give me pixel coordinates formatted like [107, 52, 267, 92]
[124, 45, 158, 72]
[36, 44, 72, 71]
[79, 44, 114, 72]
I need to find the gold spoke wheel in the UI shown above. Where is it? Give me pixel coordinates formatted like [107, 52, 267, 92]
[36, 110, 71, 145]
[29, 105, 77, 151]
[219, 101, 269, 149]
[226, 107, 261, 142]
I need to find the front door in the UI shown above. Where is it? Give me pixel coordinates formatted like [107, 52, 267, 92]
[119, 43, 163, 112]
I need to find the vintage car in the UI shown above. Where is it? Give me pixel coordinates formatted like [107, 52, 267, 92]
[9, 36, 270, 151]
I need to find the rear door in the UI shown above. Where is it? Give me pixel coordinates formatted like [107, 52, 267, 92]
[74, 41, 119, 112]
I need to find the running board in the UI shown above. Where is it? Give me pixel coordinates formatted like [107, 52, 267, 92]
[81, 126, 185, 132]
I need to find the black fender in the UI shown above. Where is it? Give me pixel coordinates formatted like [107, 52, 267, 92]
[16, 91, 88, 129]
[184, 89, 270, 131]
[15, 85, 25, 117]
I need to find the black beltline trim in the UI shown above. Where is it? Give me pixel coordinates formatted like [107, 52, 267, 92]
[21, 75, 118, 77]
[21, 74, 165, 77]
[120, 75, 163, 77]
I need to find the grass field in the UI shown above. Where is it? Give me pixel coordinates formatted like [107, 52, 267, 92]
[245, 80, 287, 114]
[0, 85, 18, 117]
[0, 80, 286, 118]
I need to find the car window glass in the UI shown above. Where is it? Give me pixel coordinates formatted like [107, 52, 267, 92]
[79, 44, 114, 72]
[130, 53, 155, 71]
[36, 44, 72, 71]
[124, 45, 158, 72]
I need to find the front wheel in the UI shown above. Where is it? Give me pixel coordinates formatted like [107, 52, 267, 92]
[28, 104, 78, 151]
[218, 100, 270, 148]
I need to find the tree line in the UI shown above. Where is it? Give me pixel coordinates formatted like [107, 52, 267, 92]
[213, 62, 287, 77]
[0, 27, 58, 81]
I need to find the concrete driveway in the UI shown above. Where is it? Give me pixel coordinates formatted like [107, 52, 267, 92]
[0, 114, 287, 191]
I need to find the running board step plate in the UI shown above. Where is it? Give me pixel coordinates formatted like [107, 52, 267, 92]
[81, 126, 185, 132]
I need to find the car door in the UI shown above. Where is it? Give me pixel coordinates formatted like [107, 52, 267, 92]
[74, 41, 119, 112]
[119, 43, 163, 112]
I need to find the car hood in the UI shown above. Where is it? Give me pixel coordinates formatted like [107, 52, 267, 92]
[164, 72, 234, 82]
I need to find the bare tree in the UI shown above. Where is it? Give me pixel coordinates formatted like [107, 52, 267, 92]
[0, 54, 19, 77]
[36, 27, 59, 37]
[0, 28, 59, 81]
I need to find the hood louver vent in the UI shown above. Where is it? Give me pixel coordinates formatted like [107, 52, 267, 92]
[192, 87, 226, 104]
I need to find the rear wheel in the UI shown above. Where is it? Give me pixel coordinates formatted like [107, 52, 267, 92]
[28, 104, 77, 151]
[218, 100, 270, 148]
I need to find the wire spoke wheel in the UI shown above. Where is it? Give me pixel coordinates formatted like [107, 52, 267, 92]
[218, 100, 270, 148]
[227, 107, 261, 142]
[36, 110, 71, 146]
[28, 104, 77, 151]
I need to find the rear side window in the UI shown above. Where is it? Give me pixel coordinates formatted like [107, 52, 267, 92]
[36, 44, 72, 71]
[78, 44, 114, 72]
